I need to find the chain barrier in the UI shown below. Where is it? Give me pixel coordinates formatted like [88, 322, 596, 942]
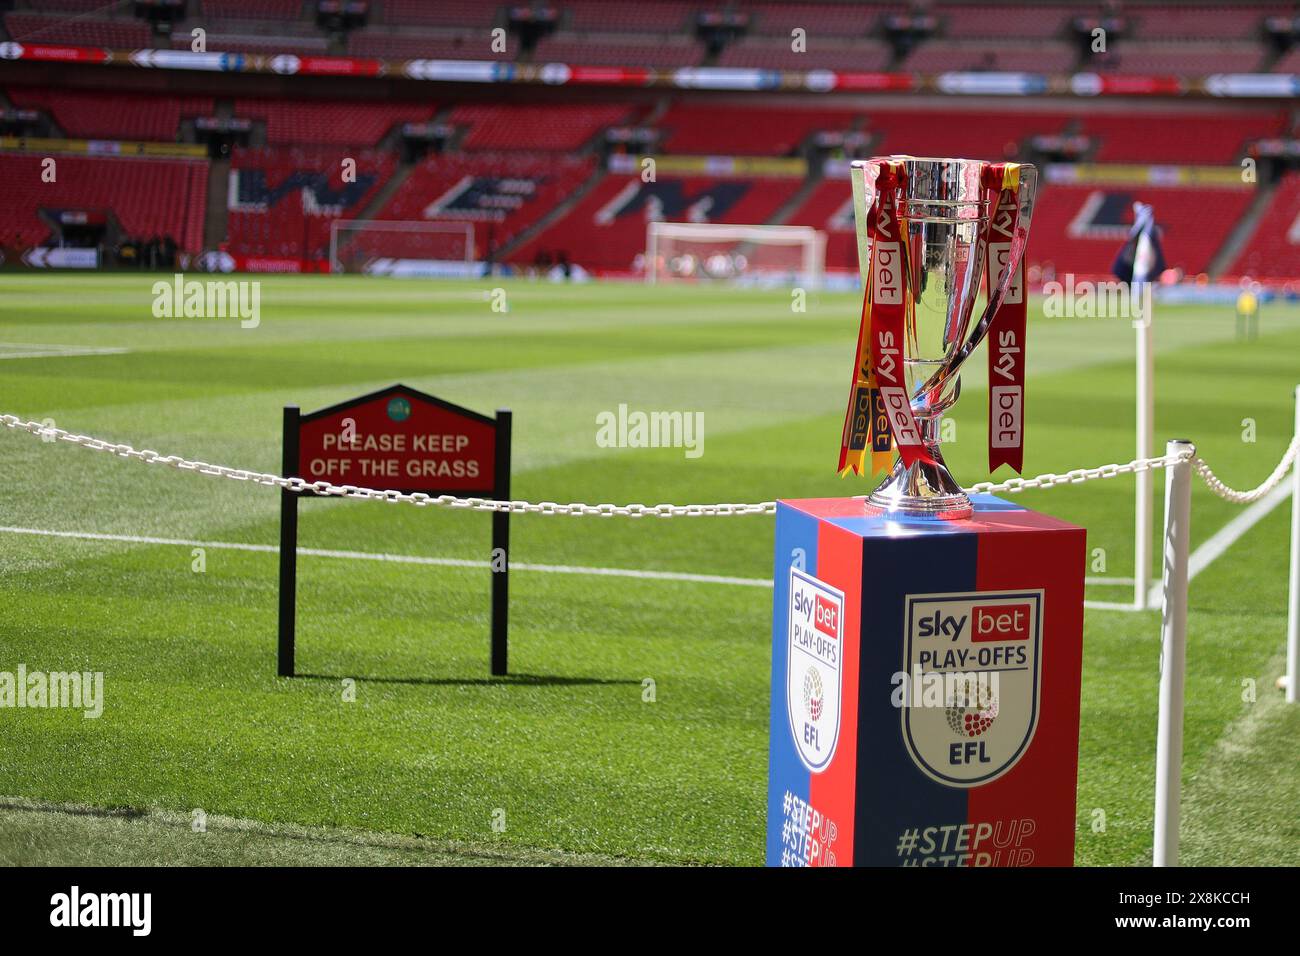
[1, 413, 1293, 516]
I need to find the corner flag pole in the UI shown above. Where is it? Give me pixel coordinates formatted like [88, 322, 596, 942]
[1135, 313, 1154, 610]
[1118, 202, 1163, 611]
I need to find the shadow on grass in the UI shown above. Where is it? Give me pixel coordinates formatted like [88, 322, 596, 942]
[293, 672, 642, 688]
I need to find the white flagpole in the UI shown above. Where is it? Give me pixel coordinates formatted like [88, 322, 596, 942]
[1154, 438, 1194, 866]
[1135, 299, 1155, 610]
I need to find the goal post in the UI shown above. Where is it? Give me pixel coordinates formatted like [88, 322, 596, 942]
[329, 220, 476, 276]
[646, 222, 826, 288]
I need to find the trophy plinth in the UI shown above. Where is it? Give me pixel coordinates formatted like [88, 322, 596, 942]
[865, 415, 971, 519]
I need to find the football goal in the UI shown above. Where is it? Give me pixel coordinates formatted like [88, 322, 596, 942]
[645, 222, 826, 288]
[329, 220, 476, 276]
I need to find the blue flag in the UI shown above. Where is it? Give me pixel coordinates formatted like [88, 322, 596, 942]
[1112, 201, 1166, 285]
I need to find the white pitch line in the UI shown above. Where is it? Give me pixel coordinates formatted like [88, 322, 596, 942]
[1086, 576, 1136, 586]
[0, 524, 1150, 607]
[0, 526, 772, 588]
[1144, 482, 1294, 608]
[0, 343, 129, 360]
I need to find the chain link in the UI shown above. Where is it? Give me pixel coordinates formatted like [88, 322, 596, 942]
[2, 412, 1293, 516]
[1191, 433, 1300, 504]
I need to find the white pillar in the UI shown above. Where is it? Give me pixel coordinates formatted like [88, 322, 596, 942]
[1286, 385, 1300, 704]
[1154, 438, 1194, 867]
[1135, 314, 1155, 609]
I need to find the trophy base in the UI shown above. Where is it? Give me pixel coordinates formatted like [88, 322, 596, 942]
[866, 452, 972, 521]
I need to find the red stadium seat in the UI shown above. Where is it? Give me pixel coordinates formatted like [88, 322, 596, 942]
[657, 103, 859, 156]
[233, 99, 437, 146]
[1030, 182, 1254, 277]
[510, 173, 804, 272]
[4, 13, 151, 48]
[451, 103, 634, 152]
[1230, 172, 1300, 280]
[0, 153, 207, 252]
[225, 146, 396, 260]
[7, 88, 214, 141]
[372, 153, 596, 257]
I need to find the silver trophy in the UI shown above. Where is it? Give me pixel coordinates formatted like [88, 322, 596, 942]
[851, 156, 1037, 520]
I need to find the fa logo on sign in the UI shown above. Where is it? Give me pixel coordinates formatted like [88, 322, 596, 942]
[787, 568, 844, 773]
[901, 590, 1043, 787]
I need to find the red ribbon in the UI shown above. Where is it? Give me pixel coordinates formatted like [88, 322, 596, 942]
[869, 162, 933, 469]
[982, 164, 1027, 474]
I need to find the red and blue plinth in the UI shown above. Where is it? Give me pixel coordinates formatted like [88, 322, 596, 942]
[767, 495, 1086, 867]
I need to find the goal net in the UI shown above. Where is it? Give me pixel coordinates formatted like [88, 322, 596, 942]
[329, 220, 476, 277]
[646, 222, 826, 287]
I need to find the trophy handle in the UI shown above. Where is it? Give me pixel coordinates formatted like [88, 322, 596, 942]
[949, 163, 1038, 373]
[849, 160, 881, 289]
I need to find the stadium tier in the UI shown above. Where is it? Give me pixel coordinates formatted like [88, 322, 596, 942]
[373, 152, 597, 257]
[6, 88, 214, 141]
[656, 103, 859, 155]
[232, 98, 436, 146]
[1028, 182, 1255, 277]
[510, 174, 805, 271]
[226, 146, 396, 260]
[1230, 171, 1300, 280]
[1, 0, 1298, 282]
[0, 152, 207, 253]
[4, 12, 152, 48]
[450, 103, 635, 152]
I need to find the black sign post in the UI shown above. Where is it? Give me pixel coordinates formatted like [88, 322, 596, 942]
[278, 404, 300, 678]
[491, 410, 512, 676]
[276, 385, 512, 679]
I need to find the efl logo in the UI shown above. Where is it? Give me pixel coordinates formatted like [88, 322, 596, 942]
[787, 568, 844, 773]
[901, 589, 1043, 787]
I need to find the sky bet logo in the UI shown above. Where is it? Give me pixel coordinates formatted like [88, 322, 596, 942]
[916, 603, 1033, 643]
[902, 590, 1043, 788]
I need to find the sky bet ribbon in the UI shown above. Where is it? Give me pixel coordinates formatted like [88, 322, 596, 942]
[866, 161, 933, 469]
[837, 167, 893, 478]
[982, 162, 1027, 474]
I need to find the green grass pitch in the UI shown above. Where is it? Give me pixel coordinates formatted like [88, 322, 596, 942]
[0, 274, 1296, 866]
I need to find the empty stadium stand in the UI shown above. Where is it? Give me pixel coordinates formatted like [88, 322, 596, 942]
[373, 153, 597, 257]
[1079, 111, 1286, 164]
[225, 146, 395, 260]
[4, 12, 151, 48]
[0, 153, 207, 253]
[233, 99, 436, 147]
[7, 88, 213, 142]
[657, 103, 858, 156]
[510, 174, 805, 271]
[451, 103, 634, 152]
[1231, 172, 1300, 279]
[1030, 181, 1254, 276]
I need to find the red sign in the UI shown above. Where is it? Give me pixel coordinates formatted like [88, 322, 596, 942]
[296, 385, 497, 495]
